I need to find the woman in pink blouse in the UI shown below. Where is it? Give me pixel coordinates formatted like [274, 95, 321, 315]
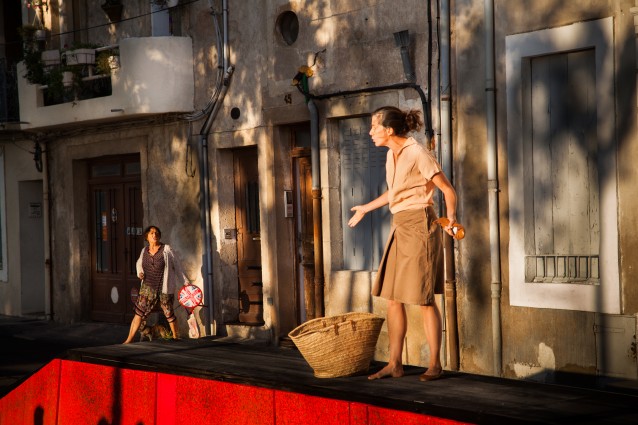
[348, 106, 458, 382]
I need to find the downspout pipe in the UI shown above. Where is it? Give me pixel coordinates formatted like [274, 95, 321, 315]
[197, 133, 214, 336]
[484, 0, 503, 377]
[42, 141, 53, 320]
[307, 99, 324, 318]
[439, 0, 460, 371]
[198, 0, 232, 336]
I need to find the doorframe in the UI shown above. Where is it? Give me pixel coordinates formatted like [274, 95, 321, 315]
[87, 154, 142, 323]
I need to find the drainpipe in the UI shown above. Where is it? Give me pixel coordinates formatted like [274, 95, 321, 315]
[439, 0, 459, 371]
[484, 0, 503, 377]
[198, 0, 232, 336]
[197, 132, 214, 336]
[42, 141, 53, 320]
[308, 99, 324, 318]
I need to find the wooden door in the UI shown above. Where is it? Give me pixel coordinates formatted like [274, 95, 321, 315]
[234, 148, 264, 325]
[89, 156, 143, 323]
[123, 181, 144, 319]
[293, 153, 314, 322]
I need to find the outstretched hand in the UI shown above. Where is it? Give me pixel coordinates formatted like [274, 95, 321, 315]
[348, 206, 367, 227]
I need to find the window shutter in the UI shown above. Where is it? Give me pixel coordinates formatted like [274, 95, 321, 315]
[339, 117, 390, 270]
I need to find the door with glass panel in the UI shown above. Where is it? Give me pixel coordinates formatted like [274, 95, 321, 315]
[89, 156, 143, 323]
[233, 147, 264, 325]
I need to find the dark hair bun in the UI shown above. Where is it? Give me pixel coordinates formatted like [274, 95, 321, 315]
[404, 110, 423, 133]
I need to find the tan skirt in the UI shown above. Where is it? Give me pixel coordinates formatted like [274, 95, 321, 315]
[371, 206, 444, 306]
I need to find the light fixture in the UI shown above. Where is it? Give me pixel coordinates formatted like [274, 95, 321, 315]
[393, 30, 416, 82]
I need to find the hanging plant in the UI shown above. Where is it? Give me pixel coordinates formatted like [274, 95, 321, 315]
[22, 47, 46, 85]
[24, 0, 48, 29]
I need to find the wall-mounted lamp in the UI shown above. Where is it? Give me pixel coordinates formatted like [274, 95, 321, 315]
[393, 30, 416, 82]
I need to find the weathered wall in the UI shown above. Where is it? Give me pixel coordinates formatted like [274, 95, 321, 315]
[200, 0, 434, 343]
[452, 0, 638, 379]
[47, 122, 200, 330]
[616, 3, 638, 315]
[0, 142, 43, 316]
[14, 0, 638, 381]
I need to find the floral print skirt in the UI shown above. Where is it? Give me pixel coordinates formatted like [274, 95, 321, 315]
[134, 282, 176, 323]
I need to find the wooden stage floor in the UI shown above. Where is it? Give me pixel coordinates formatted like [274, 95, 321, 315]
[66, 338, 638, 425]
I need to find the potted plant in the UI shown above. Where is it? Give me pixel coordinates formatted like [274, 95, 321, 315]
[44, 66, 64, 100]
[25, 0, 48, 25]
[64, 49, 95, 65]
[17, 24, 37, 42]
[18, 24, 38, 51]
[21, 47, 47, 85]
[41, 49, 60, 67]
[63, 44, 97, 66]
[24, 1, 50, 44]
[95, 49, 120, 75]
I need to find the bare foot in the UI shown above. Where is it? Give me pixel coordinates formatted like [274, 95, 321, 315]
[419, 366, 443, 382]
[368, 364, 404, 380]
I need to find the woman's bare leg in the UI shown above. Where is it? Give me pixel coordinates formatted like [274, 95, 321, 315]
[420, 302, 443, 379]
[169, 320, 179, 340]
[123, 314, 143, 344]
[368, 300, 406, 380]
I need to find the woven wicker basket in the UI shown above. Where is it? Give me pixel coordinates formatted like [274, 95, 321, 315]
[288, 312, 385, 378]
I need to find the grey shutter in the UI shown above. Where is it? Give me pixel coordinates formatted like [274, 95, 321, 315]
[525, 50, 600, 283]
[369, 141, 390, 268]
[340, 117, 390, 270]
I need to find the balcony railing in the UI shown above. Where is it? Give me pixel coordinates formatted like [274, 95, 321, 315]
[36, 46, 115, 107]
[17, 36, 194, 130]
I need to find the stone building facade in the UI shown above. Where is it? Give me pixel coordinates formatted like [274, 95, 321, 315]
[0, 0, 637, 382]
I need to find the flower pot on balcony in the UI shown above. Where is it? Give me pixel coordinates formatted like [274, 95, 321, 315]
[41, 49, 60, 67]
[34, 29, 49, 41]
[64, 48, 96, 66]
[62, 71, 74, 88]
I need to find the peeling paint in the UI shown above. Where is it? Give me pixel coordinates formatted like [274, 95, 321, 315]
[538, 342, 556, 369]
[513, 342, 556, 378]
